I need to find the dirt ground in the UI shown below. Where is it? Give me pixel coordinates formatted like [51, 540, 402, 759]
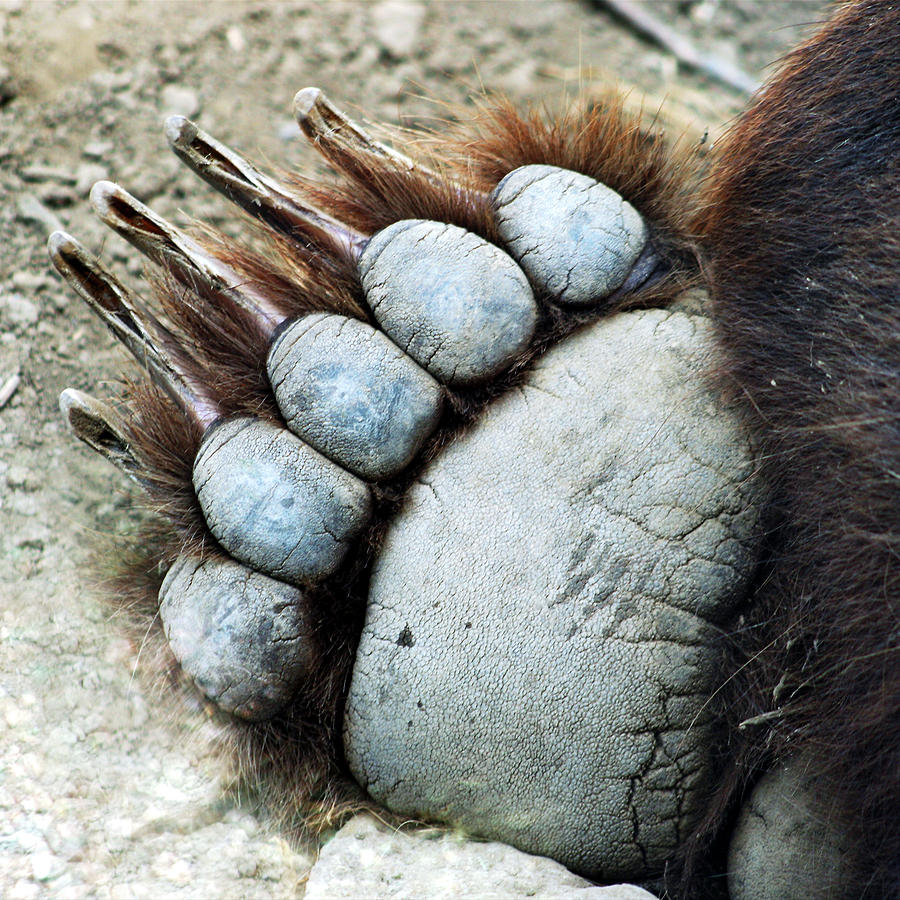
[1, 2, 830, 897]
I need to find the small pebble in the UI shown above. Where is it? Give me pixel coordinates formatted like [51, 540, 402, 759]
[371, 0, 425, 59]
[160, 85, 201, 118]
[11, 271, 50, 291]
[0, 62, 16, 104]
[225, 25, 246, 53]
[16, 193, 64, 234]
[30, 850, 66, 882]
[20, 165, 76, 184]
[1, 292, 39, 330]
[82, 141, 113, 160]
[75, 163, 108, 196]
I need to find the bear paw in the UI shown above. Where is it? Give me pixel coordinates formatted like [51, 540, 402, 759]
[52, 89, 766, 885]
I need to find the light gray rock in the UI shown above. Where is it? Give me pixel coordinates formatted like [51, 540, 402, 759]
[345, 309, 765, 880]
[193, 416, 372, 584]
[268, 313, 443, 481]
[1, 290, 39, 330]
[492, 165, 647, 306]
[160, 84, 201, 118]
[305, 813, 659, 900]
[359, 219, 537, 386]
[371, 0, 426, 59]
[728, 755, 861, 900]
[159, 555, 318, 721]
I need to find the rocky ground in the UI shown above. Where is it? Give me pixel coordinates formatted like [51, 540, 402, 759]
[1, 2, 828, 897]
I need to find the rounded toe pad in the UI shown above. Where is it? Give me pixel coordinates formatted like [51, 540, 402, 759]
[268, 313, 444, 481]
[193, 417, 373, 585]
[160, 555, 318, 721]
[492, 164, 648, 306]
[359, 220, 538, 386]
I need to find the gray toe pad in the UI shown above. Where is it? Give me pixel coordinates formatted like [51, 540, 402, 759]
[358, 219, 538, 386]
[160, 554, 318, 721]
[492, 164, 648, 306]
[268, 313, 444, 481]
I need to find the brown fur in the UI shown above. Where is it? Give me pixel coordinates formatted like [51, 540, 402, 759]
[440, 93, 702, 259]
[692, 2, 900, 896]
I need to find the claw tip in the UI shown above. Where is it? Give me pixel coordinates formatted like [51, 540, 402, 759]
[165, 114, 193, 148]
[47, 230, 73, 260]
[89, 180, 119, 215]
[59, 388, 99, 437]
[58, 387, 82, 419]
[293, 87, 322, 122]
[47, 230, 86, 277]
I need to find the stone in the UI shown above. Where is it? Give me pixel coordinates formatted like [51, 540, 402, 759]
[160, 85, 201, 118]
[371, 1, 426, 60]
[0, 62, 16, 105]
[304, 813, 659, 900]
[1, 291, 39, 330]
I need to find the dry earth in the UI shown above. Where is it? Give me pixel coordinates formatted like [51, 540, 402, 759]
[1, 2, 829, 897]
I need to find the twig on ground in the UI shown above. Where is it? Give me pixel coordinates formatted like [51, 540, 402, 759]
[0, 372, 21, 410]
[592, 0, 759, 95]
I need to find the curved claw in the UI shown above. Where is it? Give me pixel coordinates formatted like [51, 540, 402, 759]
[293, 87, 455, 193]
[89, 181, 286, 334]
[294, 87, 416, 170]
[59, 388, 144, 479]
[48, 231, 218, 428]
[165, 115, 367, 260]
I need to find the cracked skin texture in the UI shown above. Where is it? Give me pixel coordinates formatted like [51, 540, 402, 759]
[160, 555, 317, 721]
[492, 164, 648, 305]
[193, 416, 372, 583]
[358, 220, 537, 386]
[344, 308, 765, 881]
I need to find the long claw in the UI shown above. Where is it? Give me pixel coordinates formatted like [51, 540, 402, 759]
[293, 87, 445, 188]
[48, 231, 218, 428]
[89, 181, 286, 333]
[59, 388, 144, 479]
[165, 115, 367, 260]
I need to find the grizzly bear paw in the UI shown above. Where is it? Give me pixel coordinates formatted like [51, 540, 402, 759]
[52, 89, 849, 896]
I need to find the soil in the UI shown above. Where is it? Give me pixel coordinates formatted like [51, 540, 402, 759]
[1, 2, 830, 897]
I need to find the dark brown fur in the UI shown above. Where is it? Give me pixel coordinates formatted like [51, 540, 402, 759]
[693, 2, 900, 895]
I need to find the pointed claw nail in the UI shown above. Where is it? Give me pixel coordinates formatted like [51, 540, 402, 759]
[49, 229, 168, 370]
[165, 115, 366, 258]
[293, 87, 435, 181]
[90, 180, 285, 332]
[90, 180, 234, 291]
[49, 230, 218, 427]
[59, 388, 142, 477]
